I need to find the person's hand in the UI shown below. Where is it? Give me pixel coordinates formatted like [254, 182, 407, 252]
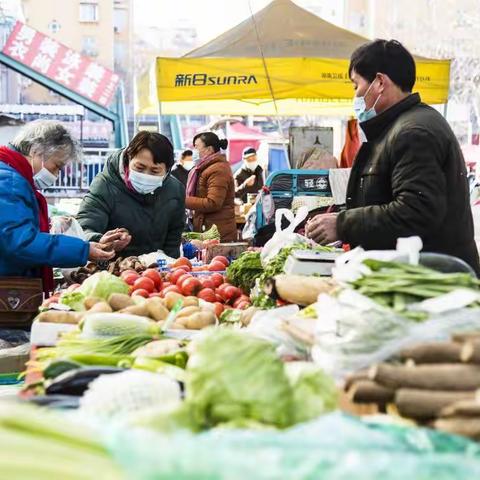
[88, 242, 116, 262]
[245, 175, 256, 187]
[99, 228, 132, 252]
[305, 213, 339, 245]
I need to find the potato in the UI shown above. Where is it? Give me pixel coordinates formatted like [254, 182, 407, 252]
[83, 296, 103, 310]
[132, 339, 182, 358]
[108, 293, 134, 311]
[241, 307, 258, 326]
[183, 311, 216, 330]
[146, 298, 169, 321]
[183, 296, 199, 307]
[37, 311, 81, 324]
[118, 303, 150, 317]
[164, 292, 185, 310]
[176, 306, 201, 319]
[84, 301, 112, 314]
[170, 322, 186, 330]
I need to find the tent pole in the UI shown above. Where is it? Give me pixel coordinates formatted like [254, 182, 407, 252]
[157, 98, 163, 134]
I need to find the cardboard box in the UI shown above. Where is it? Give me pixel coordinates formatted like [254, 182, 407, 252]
[204, 242, 249, 263]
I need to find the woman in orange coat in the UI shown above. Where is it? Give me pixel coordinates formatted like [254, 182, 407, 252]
[185, 132, 237, 242]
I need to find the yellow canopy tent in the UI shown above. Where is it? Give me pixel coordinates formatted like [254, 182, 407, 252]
[137, 0, 450, 116]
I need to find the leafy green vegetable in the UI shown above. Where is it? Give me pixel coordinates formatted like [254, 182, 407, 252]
[183, 224, 220, 241]
[77, 271, 129, 300]
[285, 362, 338, 424]
[226, 251, 263, 293]
[219, 309, 243, 324]
[59, 292, 86, 312]
[185, 329, 295, 429]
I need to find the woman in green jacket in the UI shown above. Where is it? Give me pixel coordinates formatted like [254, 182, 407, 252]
[77, 131, 185, 258]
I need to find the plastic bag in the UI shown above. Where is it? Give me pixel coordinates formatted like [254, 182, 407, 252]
[50, 216, 86, 240]
[260, 206, 309, 266]
[310, 288, 480, 379]
[242, 204, 257, 240]
[106, 412, 480, 480]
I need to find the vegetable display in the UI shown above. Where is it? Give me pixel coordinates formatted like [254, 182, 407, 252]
[226, 251, 263, 294]
[182, 224, 220, 242]
[350, 260, 480, 320]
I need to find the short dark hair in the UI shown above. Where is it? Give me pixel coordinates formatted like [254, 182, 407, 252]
[125, 131, 174, 170]
[193, 132, 228, 152]
[181, 149, 193, 159]
[349, 39, 416, 92]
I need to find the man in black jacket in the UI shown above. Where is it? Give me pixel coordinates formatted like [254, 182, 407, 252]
[306, 39, 480, 274]
[234, 147, 264, 203]
[171, 149, 192, 187]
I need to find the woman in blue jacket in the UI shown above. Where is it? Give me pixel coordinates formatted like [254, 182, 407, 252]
[0, 120, 114, 295]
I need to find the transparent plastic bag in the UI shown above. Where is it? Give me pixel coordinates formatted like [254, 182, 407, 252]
[260, 207, 309, 266]
[106, 412, 480, 480]
[50, 216, 86, 240]
[311, 290, 480, 379]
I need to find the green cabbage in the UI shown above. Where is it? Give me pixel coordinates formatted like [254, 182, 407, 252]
[185, 329, 294, 429]
[285, 362, 338, 424]
[78, 271, 129, 300]
[59, 291, 86, 311]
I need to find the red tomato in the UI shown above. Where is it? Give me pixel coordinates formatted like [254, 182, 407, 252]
[162, 285, 182, 295]
[210, 273, 224, 288]
[192, 266, 206, 272]
[233, 295, 250, 309]
[142, 269, 163, 289]
[162, 282, 172, 289]
[200, 278, 215, 290]
[170, 269, 189, 285]
[149, 292, 163, 298]
[208, 261, 225, 272]
[133, 277, 155, 293]
[172, 257, 192, 271]
[177, 273, 193, 288]
[132, 289, 150, 298]
[123, 272, 140, 286]
[212, 256, 229, 267]
[121, 269, 138, 278]
[181, 277, 202, 296]
[223, 286, 241, 302]
[197, 288, 216, 303]
[213, 302, 224, 317]
[215, 294, 224, 303]
[236, 301, 251, 310]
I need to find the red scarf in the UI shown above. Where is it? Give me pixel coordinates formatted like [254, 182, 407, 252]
[186, 152, 218, 198]
[0, 146, 54, 296]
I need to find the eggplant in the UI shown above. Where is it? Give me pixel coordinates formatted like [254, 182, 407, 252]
[43, 359, 82, 380]
[45, 367, 125, 396]
[27, 395, 80, 409]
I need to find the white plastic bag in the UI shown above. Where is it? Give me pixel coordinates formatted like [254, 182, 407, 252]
[242, 204, 258, 240]
[260, 206, 309, 266]
[50, 216, 86, 240]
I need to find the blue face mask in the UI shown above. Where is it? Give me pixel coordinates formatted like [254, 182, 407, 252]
[33, 167, 57, 190]
[353, 79, 382, 123]
[130, 170, 165, 194]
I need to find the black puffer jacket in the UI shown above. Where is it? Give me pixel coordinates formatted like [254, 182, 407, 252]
[77, 149, 185, 258]
[337, 93, 480, 275]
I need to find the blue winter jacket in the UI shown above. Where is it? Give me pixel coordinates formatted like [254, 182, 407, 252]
[0, 161, 89, 277]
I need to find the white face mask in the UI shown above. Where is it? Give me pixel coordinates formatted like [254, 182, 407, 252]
[353, 79, 382, 123]
[183, 161, 194, 170]
[245, 160, 258, 171]
[130, 170, 165, 194]
[33, 167, 57, 190]
[191, 150, 200, 165]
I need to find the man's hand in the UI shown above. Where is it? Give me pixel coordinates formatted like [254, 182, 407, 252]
[88, 242, 115, 262]
[99, 228, 132, 252]
[305, 213, 339, 245]
[245, 175, 256, 187]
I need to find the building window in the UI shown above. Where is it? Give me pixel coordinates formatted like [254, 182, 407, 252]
[82, 36, 98, 57]
[79, 2, 99, 23]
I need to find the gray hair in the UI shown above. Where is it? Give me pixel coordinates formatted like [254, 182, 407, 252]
[11, 120, 80, 163]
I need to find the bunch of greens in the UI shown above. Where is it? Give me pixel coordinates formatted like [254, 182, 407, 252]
[183, 224, 220, 242]
[226, 251, 263, 293]
[350, 259, 480, 321]
[252, 243, 334, 308]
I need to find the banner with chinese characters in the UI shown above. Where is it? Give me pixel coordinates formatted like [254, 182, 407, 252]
[149, 56, 450, 115]
[3, 21, 119, 107]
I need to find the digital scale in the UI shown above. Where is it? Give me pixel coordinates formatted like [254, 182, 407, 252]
[283, 250, 342, 276]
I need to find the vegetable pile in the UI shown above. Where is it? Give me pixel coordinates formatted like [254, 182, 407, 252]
[183, 224, 220, 242]
[226, 251, 263, 294]
[350, 259, 480, 320]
